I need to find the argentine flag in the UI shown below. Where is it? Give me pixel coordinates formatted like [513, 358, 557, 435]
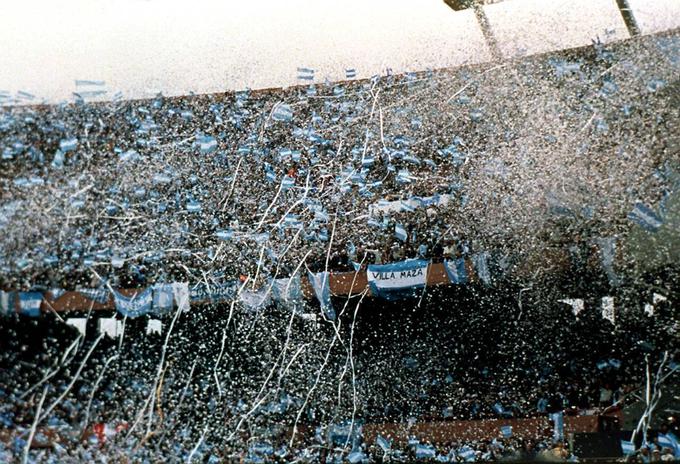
[444, 259, 468, 284]
[394, 223, 408, 242]
[112, 288, 153, 318]
[620, 440, 635, 456]
[197, 135, 217, 154]
[59, 138, 78, 153]
[415, 444, 436, 460]
[307, 271, 335, 320]
[346, 68, 357, 79]
[376, 435, 391, 452]
[458, 446, 476, 462]
[628, 202, 663, 232]
[296, 67, 315, 81]
[272, 103, 294, 122]
[18, 292, 42, 317]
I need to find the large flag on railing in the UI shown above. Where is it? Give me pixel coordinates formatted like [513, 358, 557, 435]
[112, 288, 153, 318]
[443, 258, 468, 284]
[307, 271, 335, 320]
[18, 292, 42, 317]
[367, 259, 429, 300]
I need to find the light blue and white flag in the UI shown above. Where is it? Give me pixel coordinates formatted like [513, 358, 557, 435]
[307, 271, 335, 320]
[628, 202, 663, 232]
[346, 68, 357, 79]
[367, 259, 428, 300]
[376, 435, 391, 452]
[112, 288, 153, 318]
[272, 103, 294, 122]
[657, 433, 679, 456]
[189, 282, 236, 304]
[76, 286, 110, 304]
[458, 446, 476, 462]
[347, 451, 366, 464]
[415, 444, 436, 460]
[444, 259, 468, 284]
[297, 67, 315, 81]
[394, 223, 408, 242]
[59, 138, 78, 153]
[240, 285, 271, 312]
[500, 425, 513, 438]
[0, 291, 14, 316]
[620, 440, 635, 456]
[473, 252, 491, 285]
[152, 284, 175, 314]
[271, 275, 303, 310]
[18, 292, 42, 317]
[197, 135, 217, 154]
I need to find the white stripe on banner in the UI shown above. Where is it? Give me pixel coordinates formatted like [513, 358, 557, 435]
[367, 259, 428, 296]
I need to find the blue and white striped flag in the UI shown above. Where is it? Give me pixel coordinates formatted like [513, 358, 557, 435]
[458, 446, 476, 462]
[444, 259, 468, 284]
[628, 202, 663, 232]
[396, 169, 414, 184]
[500, 425, 513, 438]
[272, 103, 294, 122]
[415, 444, 436, 460]
[281, 175, 295, 190]
[473, 252, 491, 285]
[376, 435, 391, 452]
[620, 440, 635, 456]
[657, 433, 679, 455]
[112, 288, 153, 318]
[297, 67, 315, 81]
[215, 229, 234, 241]
[394, 223, 408, 242]
[307, 271, 335, 320]
[59, 138, 78, 153]
[197, 135, 217, 154]
[18, 292, 42, 317]
[347, 451, 366, 464]
[76, 286, 109, 304]
[346, 68, 357, 79]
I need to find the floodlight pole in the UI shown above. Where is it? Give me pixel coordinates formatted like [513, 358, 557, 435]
[614, 0, 641, 37]
[443, 0, 503, 61]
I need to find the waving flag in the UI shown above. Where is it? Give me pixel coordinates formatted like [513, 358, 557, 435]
[296, 67, 315, 81]
[620, 440, 635, 456]
[112, 289, 153, 318]
[271, 275, 303, 310]
[197, 135, 217, 154]
[500, 425, 513, 438]
[59, 138, 78, 153]
[18, 292, 42, 317]
[444, 259, 468, 284]
[376, 435, 391, 452]
[307, 271, 335, 320]
[272, 103, 294, 122]
[473, 252, 491, 285]
[346, 68, 357, 79]
[415, 444, 436, 459]
[628, 202, 663, 232]
[367, 259, 428, 300]
[458, 446, 476, 462]
[394, 223, 408, 242]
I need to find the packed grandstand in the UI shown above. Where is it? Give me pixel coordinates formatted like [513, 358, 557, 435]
[0, 23, 679, 463]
